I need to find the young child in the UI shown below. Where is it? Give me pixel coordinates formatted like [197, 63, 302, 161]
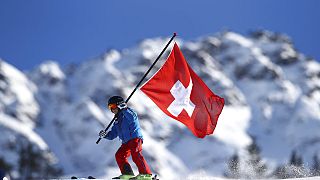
[99, 96, 152, 180]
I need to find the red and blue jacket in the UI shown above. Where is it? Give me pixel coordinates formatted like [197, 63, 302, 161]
[104, 108, 143, 144]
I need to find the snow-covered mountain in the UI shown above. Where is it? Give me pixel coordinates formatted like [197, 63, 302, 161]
[0, 31, 320, 179]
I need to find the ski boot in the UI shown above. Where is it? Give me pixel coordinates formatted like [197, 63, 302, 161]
[112, 163, 136, 179]
[112, 174, 135, 179]
[129, 174, 153, 180]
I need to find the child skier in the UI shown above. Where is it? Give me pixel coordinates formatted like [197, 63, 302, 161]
[99, 96, 152, 180]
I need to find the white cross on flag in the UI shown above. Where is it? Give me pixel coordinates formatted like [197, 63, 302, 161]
[140, 43, 224, 138]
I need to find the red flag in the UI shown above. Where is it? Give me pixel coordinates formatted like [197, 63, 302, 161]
[140, 43, 224, 138]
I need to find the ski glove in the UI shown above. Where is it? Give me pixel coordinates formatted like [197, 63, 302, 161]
[99, 130, 107, 138]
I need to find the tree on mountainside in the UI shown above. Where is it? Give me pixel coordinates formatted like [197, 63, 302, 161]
[312, 154, 320, 176]
[224, 153, 240, 178]
[0, 157, 11, 172]
[273, 150, 308, 178]
[244, 138, 268, 178]
[0, 157, 12, 178]
[289, 150, 303, 167]
[17, 138, 62, 179]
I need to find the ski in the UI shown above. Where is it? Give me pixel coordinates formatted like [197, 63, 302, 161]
[112, 174, 158, 180]
[111, 175, 134, 179]
[70, 174, 158, 180]
[70, 176, 96, 179]
[129, 174, 159, 180]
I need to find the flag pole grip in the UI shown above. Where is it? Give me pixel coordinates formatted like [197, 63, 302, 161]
[96, 116, 117, 144]
[96, 33, 177, 144]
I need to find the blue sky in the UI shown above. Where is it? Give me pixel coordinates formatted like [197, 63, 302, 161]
[0, 0, 319, 70]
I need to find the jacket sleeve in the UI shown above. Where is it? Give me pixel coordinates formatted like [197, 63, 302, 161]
[105, 125, 118, 140]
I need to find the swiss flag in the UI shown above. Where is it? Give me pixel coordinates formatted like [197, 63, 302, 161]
[140, 43, 224, 138]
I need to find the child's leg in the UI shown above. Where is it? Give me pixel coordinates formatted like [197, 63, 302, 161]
[115, 144, 134, 175]
[128, 138, 152, 174]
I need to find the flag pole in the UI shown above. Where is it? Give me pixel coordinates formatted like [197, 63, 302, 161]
[96, 33, 177, 144]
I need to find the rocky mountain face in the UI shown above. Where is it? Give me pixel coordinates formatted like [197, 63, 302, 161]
[0, 31, 320, 179]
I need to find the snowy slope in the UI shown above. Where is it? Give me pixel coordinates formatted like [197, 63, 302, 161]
[0, 31, 320, 179]
[0, 60, 55, 179]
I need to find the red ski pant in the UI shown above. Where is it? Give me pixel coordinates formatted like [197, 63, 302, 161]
[115, 138, 151, 175]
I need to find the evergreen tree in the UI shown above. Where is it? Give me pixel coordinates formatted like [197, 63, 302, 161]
[0, 157, 12, 179]
[289, 150, 303, 167]
[312, 154, 320, 176]
[245, 137, 268, 178]
[17, 138, 62, 179]
[273, 150, 306, 178]
[0, 157, 12, 172]
[225, 153, 240, 178]
[273, 165, 288, 179]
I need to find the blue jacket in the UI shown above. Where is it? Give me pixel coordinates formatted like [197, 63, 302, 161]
[105, 108, 143, 144]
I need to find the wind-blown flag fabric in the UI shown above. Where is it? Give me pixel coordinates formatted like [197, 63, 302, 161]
[140, 43, 224, 138]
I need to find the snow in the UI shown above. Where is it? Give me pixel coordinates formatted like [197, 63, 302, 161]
[47, 176, 320, 180]
[214, 106, 251, 149]
[280, 43, 297, 60]
[1, 62, 35, 104]
[0, 60, 39, 125]
[305, 61, 320, 76]
[225, 32, 283, 77]
[139, 37, 176, 61]
[0, 113, 48, 150]
[37, 61, 66, 80]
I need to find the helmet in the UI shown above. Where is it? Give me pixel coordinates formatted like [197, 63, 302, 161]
[107, 96, 127, 110]
[108, 96, 124, 105]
